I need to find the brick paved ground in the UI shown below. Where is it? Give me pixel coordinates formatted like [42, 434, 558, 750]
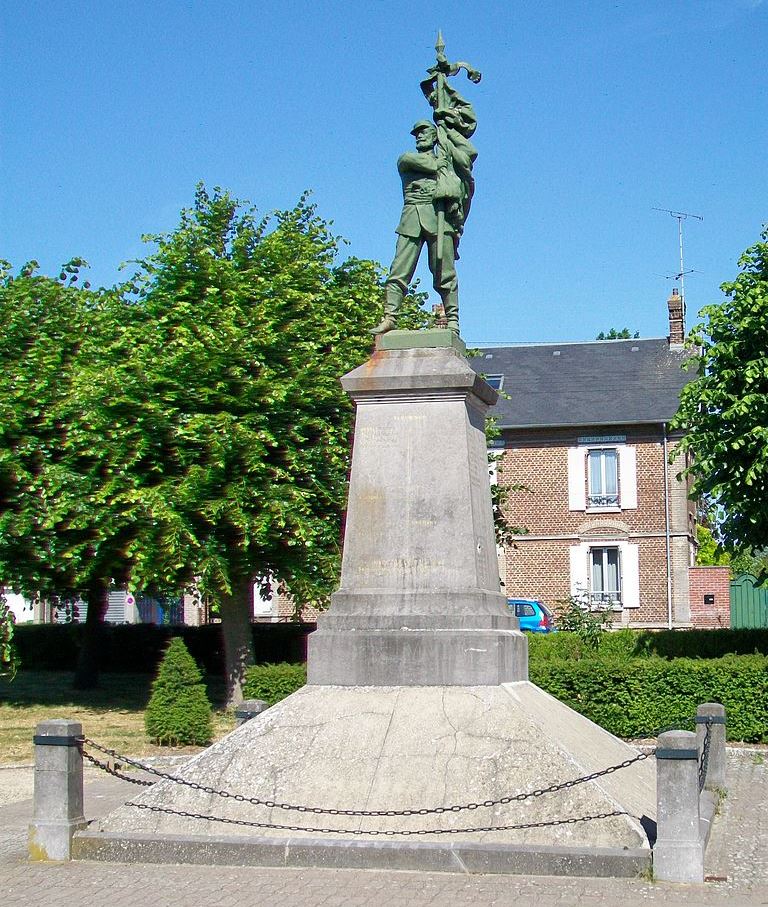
[1, 751, 766, 906]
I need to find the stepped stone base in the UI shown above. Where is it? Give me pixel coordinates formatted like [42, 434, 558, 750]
[89, 682, 655, 862]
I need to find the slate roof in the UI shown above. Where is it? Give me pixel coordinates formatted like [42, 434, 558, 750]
[469, 337, 695, 429]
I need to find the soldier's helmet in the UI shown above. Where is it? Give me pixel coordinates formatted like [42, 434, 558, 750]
[410, 120, 436, 137]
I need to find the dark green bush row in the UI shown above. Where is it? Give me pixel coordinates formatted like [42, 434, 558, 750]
[530, 654, 768, 743]
[14, 622, 314, 674]
[528, 627, 768, 662]
[18, 625, 768, 673]
[242, 662, 307, 705]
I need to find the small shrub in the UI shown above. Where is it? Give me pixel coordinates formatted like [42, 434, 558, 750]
[553, 595, 614, 651]
[243, 662, 306, 705]
[144, 638, 213, 745]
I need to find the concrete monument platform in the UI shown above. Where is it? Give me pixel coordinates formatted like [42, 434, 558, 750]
[79, 681, 654, 874]
[75, 338, 656, 875]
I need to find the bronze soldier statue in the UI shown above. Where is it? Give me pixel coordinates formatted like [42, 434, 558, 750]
[372, 35, 480, 337]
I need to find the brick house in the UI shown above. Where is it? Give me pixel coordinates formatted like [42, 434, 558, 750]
[471, 292, 700, 628]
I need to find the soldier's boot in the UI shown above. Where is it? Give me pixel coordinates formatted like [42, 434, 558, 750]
[442, 292, 460, 335]
[370, 285, 402, 335]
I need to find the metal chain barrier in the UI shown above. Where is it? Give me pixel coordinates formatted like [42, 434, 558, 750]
[698, 717, 713, 793]
[81, 748, 155, 787]
[129, 801, 631, 836]
[80, 736, 650, 818]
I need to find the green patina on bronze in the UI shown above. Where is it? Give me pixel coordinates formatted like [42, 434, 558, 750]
[371, 33, 481, 339]
[376, 328, 467, 353]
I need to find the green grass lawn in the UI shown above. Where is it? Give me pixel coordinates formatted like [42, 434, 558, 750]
[0, 671, 236, 765]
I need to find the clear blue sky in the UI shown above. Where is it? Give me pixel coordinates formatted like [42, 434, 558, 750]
[2, 0, 766, 344]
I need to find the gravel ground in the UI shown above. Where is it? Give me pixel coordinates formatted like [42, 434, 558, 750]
[0, 767, 34, 808]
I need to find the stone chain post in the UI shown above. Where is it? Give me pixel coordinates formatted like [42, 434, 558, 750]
[28, 719, 86, 861]
[654, 729, 703, 883]
[696, 702, 726, 791]
[234, 699, 269, 726]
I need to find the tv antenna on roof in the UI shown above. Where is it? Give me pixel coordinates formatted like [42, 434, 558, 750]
[653, 207, 703, 322]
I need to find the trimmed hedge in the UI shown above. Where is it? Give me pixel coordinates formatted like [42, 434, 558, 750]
[241, 652, 768, 743]
[14, 622, 314, 673]
[17, 625, 768, 673]
[530, 654, 768, 743]
[242, 662, 307, 706]
[527, 627, 768, 662]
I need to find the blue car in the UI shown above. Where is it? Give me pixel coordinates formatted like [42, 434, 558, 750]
[507, 598, 556, 633]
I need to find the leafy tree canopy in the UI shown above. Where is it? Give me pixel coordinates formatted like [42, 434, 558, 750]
[106, 186, 386, 606]
[595, 327, 640, 340]
[674, 228, 768, 550]
[0, 258, 120, 600]
[696, 525, 768, 579]
[0, 185, 440, 698]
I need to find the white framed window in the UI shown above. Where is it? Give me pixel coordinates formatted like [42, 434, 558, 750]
[587, 449, 619, 508]
[567, 444, 637, 511]
[589, 546, 622, 608]
[569, 540, 640, 608]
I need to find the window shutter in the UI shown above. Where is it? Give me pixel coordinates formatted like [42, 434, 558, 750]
[569, 544, 589, 598]
[619, 446, 637, 509]
[567, 448, 586, 510]
[621, 542, 640, 608]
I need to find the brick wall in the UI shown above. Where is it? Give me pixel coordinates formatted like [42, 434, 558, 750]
[688, 566, 731, 629]
[498, 425, 696, 628]
[498, 426, 676, 536]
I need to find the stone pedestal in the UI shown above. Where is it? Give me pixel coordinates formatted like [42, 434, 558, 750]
[308, 332, 527, 686]
[654, 729, 704, 882]
[29, 719, 86, 861]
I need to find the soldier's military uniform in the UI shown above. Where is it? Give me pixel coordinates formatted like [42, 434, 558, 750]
[373, 121, 460, 334]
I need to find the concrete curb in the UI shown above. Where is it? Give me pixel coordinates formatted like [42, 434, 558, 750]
[73, 829, 651, 878]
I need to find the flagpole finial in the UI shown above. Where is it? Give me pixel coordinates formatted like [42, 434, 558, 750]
[435, 30, 445, 55]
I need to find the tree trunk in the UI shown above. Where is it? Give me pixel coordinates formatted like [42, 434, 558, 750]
[73, 580, 108, 689]
[219, 576, 255, 707]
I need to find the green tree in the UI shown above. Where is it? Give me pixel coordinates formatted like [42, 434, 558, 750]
[0, 260, 86, 599]
[695, 525, 732, 567]
[696, 519, 768, 580]
[145, 637, 213, 745]
[595, 328, 640, 340]
[674, 228, 768, 549]
[0, 592, 18, 678]
[0, 189, 434, 700]
[0, 260, 176, 688]
[101, 187, 386, 703]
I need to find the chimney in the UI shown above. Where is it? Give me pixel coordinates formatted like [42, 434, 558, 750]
[432, 303, 447, 328]
[667, 288, 685, 346]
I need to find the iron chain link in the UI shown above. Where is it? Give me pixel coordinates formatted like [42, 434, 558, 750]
[130, 801, 631, 837]
[80, 736, 650, 818]
[83, 737, 652, 818]
[698, 718, 713, 793]
[81, 748, 155, 787]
